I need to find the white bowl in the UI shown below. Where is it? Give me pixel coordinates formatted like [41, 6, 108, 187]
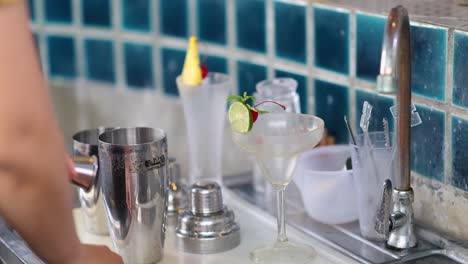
[293, 145, 358, 225]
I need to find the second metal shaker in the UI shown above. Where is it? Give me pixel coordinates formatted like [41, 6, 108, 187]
[72, 127, 114, 235]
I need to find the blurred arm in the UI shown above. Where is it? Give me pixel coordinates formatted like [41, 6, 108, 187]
[0, 1, 120, 263]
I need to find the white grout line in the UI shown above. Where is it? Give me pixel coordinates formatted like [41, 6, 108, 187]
[266, 0, 275, 79]
[353, 78, 376, 90]
[189, 0, 197, 37]
[152, 0, 163, 94]
[120, 32, 155, 43]
[306, 3, 314, 114]
[227, 0, 238, 94]
[112, 0, 125, 91]
[445, 28, 455, 184]
[35, 0, 49, 79]
[43, 26, 114, 38]
[270, 59, 309, 76]
[73, 0, 84, 79]
[312, 67, 351, 87]
[349, 9, 357, 131]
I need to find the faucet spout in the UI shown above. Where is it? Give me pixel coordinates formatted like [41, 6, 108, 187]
[376, 5, 412, 191]
[375, 5, 417, 249]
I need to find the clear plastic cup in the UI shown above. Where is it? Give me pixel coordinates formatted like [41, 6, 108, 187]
[350, 131, 395, 241]
[176, 73, 231, 185]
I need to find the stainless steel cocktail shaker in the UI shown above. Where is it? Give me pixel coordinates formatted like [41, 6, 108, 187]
[98, 127, 169, 264]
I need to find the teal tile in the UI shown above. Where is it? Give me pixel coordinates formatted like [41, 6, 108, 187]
[275, 70, 308, 113]
[236, 0, 266, 53]
[84, 39, 115, 83]
[453, 31, 468, 108]
[122, 0, 151, 32]
[410, 105, 445, 181]
[315, 79, 349, 143]
[274, 1, 306, 63]
[237, 61, 267, 98]
[45, 0, 72, 24]
[124, 43, 154, 89]
[452, 115, 468, 190]
[29, 0, 35, 21]
[203, 55, 228, 74]
[83, 0, 111, 28]
[197, 0, 226, 45]
[47, 35, 76, 79]
[160, 0, 188, 37]
[411, 24, 447, 101]
[314, 6, 349, 75]
[161, 48, 185, 96]
[356, 14, 386, 82]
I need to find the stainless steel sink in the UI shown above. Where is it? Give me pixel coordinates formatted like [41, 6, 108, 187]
[0, 219, 43, 264]
[384, 250, 463, 263]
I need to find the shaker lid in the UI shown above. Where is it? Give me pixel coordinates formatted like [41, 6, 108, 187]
[176, 181, 240, 254]
[190, 181, 223, 215]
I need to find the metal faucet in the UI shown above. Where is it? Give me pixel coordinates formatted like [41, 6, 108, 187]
[374, 5, 417, 249]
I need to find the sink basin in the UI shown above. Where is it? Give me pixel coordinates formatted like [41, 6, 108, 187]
[385, 251, 463, 264]
[0, 240, 24, 264]
[0, 219, 43, 264]
[402, 254, 460, 264]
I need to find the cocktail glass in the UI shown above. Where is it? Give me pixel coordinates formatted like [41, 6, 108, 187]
[231, 112, 324, 264]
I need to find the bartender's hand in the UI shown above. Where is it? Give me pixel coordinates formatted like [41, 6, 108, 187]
[74, 245, 123, 264]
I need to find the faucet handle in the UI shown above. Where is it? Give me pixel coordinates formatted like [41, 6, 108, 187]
[374, 179, 393, 239]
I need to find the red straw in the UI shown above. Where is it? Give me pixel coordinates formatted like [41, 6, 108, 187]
[254, 100, 286, 110]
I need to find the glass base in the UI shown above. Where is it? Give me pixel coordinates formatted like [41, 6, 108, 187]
[249, 241, 316, 264]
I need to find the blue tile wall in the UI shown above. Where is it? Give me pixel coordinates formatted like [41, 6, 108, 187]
[124, 43, 153, 89]
[122, 0, 150, 32]
[197, 0, 226, 45]
[44, 0, 72, 24]
[315, 79, 349, 143]
[160, 0, 188, 38]
[356, 14, 386, 82]
[452, 115, 468, 191]
[84, 39, 115, 83]
[314, 6, 349, 75]
[83, 0, 111, 28]
[453, 31, 468, 108]
[355, 89, 395, 132]
[274, 70, 308, 114]
[410, 24, 447, 101]
[32, 0, 468, 196]
[237, 61, 267, 98]
[47, 35, 76, 79]
[203, 55, 228, 74]
[274, 1, 306, 64]
[410, 105, 445, 181]
[28, 0, 35, 21]
[161, 48, 185, 96]
[236, 0, 266, 53]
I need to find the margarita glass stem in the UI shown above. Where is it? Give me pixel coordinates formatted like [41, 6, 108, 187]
[276, 188, 288, 244]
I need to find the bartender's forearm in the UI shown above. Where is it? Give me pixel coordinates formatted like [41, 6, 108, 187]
[0, 1, 84, 263]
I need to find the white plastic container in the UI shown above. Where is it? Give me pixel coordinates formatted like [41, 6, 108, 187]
[293, 145, 358, 225]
